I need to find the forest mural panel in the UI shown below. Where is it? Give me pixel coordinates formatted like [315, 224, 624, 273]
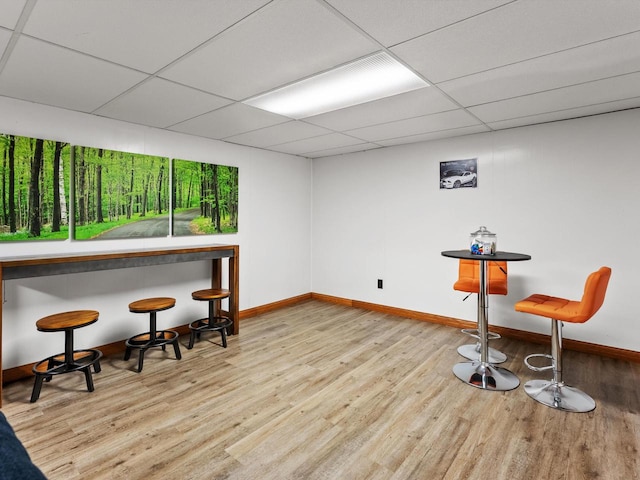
[0, 133, 70, 242]
[172, 159, 238, 236]
[73, 146, 170, 240]
[1, 137, 238, 242]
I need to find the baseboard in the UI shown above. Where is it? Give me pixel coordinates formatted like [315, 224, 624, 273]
[4, 291, 638, 384]
[240, 293, 312, 319]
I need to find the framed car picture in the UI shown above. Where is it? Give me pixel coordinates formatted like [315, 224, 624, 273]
[440, 158, 477, 189]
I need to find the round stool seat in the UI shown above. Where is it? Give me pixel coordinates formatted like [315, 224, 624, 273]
[125, 297, 181, 372]
[36, 310, 99, 331]
[192, 288, 230, 301]
[30, 310, 102, 403]
[129, 297, 176, 313]
[188, 289, 232, 350]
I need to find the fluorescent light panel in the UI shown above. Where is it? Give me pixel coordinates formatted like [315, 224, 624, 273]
[244, 51, 428, 119]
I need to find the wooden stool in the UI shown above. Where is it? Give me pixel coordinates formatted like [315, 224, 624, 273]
[31, 310, 103, 403]
[187, 289, 232, 349]
[124, 297, 181, 372]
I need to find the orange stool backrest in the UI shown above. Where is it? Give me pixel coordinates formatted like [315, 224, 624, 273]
[576, 266, 612, 322]
[453, 259, 508, 296]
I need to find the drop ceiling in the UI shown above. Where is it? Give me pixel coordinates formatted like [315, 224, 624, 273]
[1, 0, 639, 158]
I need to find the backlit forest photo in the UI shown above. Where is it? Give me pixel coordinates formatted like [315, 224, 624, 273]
[0, 134, 70, 241]
[172, 159, 238, 236]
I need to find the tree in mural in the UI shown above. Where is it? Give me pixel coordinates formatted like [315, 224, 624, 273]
[172, 159, 238, 235]
[52, 141, 67, 232]
[73, 146, 170, 240]
[0, 134, 70, 241]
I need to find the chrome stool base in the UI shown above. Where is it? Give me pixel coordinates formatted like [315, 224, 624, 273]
[453, 361, 520, 391]
[457, 343, 507, 364]
[524, 379, 596, 413]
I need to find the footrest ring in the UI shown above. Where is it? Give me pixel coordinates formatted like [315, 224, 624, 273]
[125, 330, 179, 350]
[32, 349, 102, 376]
[189, 316, 232, 332]
[524, 353, 554, 372]
[461, 328, 501, 341]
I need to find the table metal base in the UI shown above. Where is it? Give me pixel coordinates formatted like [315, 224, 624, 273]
[524, 379, 595, 412]
[457, 343, 507, 364]
[453, 361, 520, 391]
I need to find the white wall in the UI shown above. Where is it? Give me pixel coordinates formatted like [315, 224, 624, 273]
[312, 109, 639, 352]
[0, 97, 312, 368]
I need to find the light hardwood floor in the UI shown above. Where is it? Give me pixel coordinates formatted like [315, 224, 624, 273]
[2, 300, 639, 479]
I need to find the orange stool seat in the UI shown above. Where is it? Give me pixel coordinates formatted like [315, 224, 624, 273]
[31, 310, 103, 403]
[124, 297, 181, 372]
[515, 266, 611, 412]
[188, 289, 232, 349]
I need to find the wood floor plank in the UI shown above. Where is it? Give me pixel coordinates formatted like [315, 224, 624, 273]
[1, 300, 638, 479]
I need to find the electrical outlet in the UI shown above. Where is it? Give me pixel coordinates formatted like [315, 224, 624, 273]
[377, 279, 383, 289]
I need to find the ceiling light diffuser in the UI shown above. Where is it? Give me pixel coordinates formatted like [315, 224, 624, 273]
[243, 51, 428, 119]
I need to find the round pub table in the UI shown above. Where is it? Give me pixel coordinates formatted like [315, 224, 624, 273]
[442, 250, 531, 391]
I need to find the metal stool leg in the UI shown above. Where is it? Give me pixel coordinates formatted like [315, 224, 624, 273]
[524, 319, 596, 412]
[188, 329, 197, 350]
[173, 339, 182, 360]
[83, 367, 95, 392]
[137, 349, 146, 373]
[30, 375, 45, 403]
[458, 292, 507, 363]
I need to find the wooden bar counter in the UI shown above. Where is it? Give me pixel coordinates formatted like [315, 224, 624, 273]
[0, 243, 239, 406]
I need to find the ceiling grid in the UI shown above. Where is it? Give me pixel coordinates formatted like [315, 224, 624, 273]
[0, 0, 638, 158]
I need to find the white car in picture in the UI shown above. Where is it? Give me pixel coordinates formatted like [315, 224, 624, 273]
[440, 170, 477, 189]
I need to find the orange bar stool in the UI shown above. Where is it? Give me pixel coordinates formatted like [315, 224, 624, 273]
[454, 259, 508, 363]
[124, 297, 182, 372]
[514, 266, 612, 412]
[187, 288, 232, 349]
[31, 310, 103, 403]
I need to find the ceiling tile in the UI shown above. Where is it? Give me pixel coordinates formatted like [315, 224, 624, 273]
[269, 133, 363, 155]
[486, 98, 640, 131]
[0, 28, 11, 56]
[392, 0, 640, 83]
[469, 72, 640, 123]
[305, 143, 381, 158]
[160, 0, 379, 100]
[224, 121, 332, 148]
[94, 78, 232, 128]
[0, 36, 147, 112]
[304, 87, 458, 131]
[22, 0, 270, 73]
[439, 31, 640, 107]
[326, 0, 512, 47]
[169, 103, 288, 140]
[376, 125, 490, 147]
[0, 0, 26, 29]
[346, 109, 482, 142]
